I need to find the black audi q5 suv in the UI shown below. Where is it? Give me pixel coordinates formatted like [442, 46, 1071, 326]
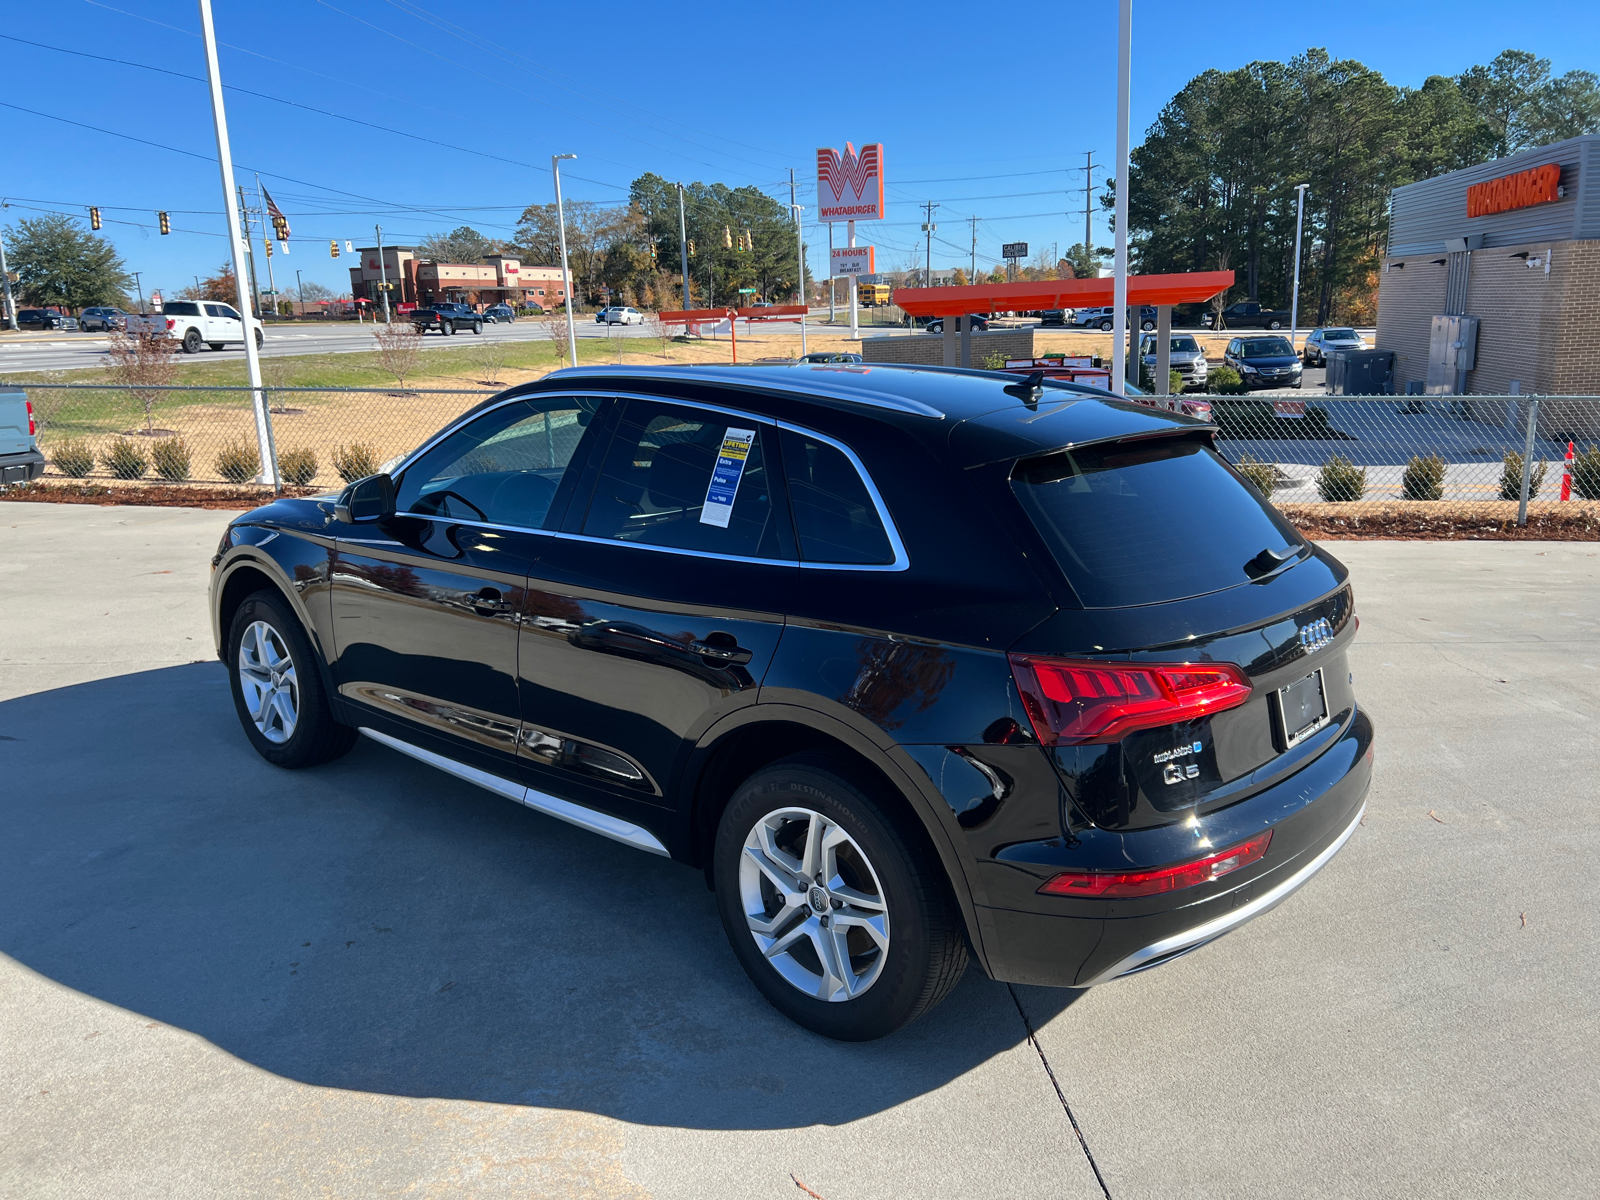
[210, 362, 1372, 1040]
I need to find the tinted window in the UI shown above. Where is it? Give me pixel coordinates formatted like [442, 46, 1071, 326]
[581, 399, 784, 560]
[163, 302, 200, 316]
[204, 304, 226, 318]
[1323, 328, 1356, 339]
[396, 396, 602, 529]
[780, 429, 894, 565]
[1011, 435, 1304, 608]
[1242, 338, 1293, 356]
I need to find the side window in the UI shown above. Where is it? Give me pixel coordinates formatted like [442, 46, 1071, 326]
[204, 304, 225, 318]
[779, 429, 895, 565]
[395, 396, 603, 529]
[581, 399, 786, 560]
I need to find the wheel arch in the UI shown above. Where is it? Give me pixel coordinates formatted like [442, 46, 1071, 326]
[213, 552, 337, 701]
[681, 704, 994, 975]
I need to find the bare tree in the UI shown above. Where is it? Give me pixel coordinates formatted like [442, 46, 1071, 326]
[466, 336, 508, 385]
[103, 330, 180, 433]
[372, 323, 423, 388]
[542, 311, 571, 367]
[641, 310, 672, 359]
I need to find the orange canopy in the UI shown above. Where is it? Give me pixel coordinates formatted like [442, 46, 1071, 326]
[891, 270, 1235, 317]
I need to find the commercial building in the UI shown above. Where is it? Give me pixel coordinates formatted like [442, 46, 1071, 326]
[350, 249, 569, 309]
[1378, 135, 1600, 397]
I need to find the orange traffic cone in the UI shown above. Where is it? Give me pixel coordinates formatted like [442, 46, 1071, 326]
[1560, 440, 1574, 502]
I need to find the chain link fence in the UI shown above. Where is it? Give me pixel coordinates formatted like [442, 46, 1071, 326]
[21, 384, 498, 491]
[12, 385, 1600, 533]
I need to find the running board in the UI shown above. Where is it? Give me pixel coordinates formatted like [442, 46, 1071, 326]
[359, 727, 669, 857]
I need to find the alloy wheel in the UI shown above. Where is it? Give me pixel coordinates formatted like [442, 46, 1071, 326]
[237, 620, 299, 744]
[739, 806, 890, 1001]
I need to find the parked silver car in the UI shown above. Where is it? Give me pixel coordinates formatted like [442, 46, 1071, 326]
[1140, 332, 1210, 390]
[1301, 326, 1367, 366]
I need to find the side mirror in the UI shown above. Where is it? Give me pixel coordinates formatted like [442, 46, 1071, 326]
[334, 473, 396, 524]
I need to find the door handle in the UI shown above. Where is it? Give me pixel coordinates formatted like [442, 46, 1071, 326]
[690, 639, 753, 665]
[471, 586, 511, 616]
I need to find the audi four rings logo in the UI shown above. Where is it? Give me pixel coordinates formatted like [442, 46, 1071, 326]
[1299, 618, 1334, 653]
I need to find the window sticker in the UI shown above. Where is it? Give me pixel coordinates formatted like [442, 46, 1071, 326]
[700, 428, 757, 528]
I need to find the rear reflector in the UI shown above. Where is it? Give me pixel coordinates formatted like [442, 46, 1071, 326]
[1009, 655, 1252, 744]
[1038, 830, 1273, 898]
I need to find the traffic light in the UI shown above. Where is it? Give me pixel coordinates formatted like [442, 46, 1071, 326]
[648, 241, 657, 263]
[263, 236, 272, 258]
[688, 239, 695, 256]
[723, 225, 732, 250]
[157, 211, 170, 235]
[330, 240, 340, 258]
[740, 229, 752, 251]
[89, 207, 102, 231]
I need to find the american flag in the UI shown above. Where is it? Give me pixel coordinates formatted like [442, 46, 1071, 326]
[261, 185, 290, 238]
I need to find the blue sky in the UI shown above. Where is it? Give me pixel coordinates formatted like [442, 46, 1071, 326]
[5, 0, 1597, 303]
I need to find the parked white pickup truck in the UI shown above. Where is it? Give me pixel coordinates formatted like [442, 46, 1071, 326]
[160, 300, 264, 354]
[0, 387, 46, 485]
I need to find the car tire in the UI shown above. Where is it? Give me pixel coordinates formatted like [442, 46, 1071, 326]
[473, 321, 482, 335]
[1099, 319, 1113, 332]
[227, 589, 357, 770]
[1269, 319, 1282, 330]
[182, 329, 202, 354]
[209, 343, 225, 352]
[254, 329, 264, 350]
[441, 320, 454, 335]
[713, 753, 968, 1041]
[1142, 320, 1156, 331]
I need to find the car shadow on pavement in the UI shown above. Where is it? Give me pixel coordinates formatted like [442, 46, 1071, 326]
[0, 664, 1080, 1130]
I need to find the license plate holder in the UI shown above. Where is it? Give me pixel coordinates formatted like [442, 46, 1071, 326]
[1275, 668, 1329, 749]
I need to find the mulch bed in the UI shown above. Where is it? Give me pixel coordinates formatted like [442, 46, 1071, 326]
[0, 481, 320, 510]
[1280, 500, 1600, 541]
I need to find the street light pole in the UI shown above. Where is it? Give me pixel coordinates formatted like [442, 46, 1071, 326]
[1111, 0, 1132, 395]
[0, 208, 17, 330]
[553, 153, 579, 368]
[374, 224, 390, 325]
[1289, 183, 1310, 351]
[131, 272, 144, 312]
[198, 0, 278, 490]
[676, 182, 691, 311]
[295, 268, 304, 317]
[792, 202, 807, 356]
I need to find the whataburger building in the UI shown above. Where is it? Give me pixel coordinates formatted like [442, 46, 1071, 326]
[1378, 134, 1600, 397]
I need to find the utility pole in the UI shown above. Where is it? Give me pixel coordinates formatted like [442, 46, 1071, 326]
[131, 272, 144, 311]
[921, 201, 939, 289]
[969, 216, 978, 283]
[374, 224, 391, 325]
[676, 182, 691, 311]
[295, 268, 304, 317]
[255, 174, 278, 316]
[553, 153, 578, 368]
[199, 0, 279, 491]
[237, 184, 262, 319]
[1078, 151, 1101, 268]
[1289, 183, 1310, 350]
[0, 207, 17, 330]
[789, 167, 806, 355]
[1111, 0, 1132, 395]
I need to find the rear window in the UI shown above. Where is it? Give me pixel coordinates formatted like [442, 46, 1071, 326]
[163, 302, 200, 316]
[1011, 436, 1303, 608]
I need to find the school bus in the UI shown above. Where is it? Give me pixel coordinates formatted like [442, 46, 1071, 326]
[857, 282, 892, 307]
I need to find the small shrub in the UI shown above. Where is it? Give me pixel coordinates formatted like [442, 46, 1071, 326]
[1499, 451, 1548, 501]
[979, 351, 1008, 371]
[279, 447, 319, 487]
[332, 442, 379, 483]
[51, 438, 96, 478]
[1235, 454, 1278, 497]
[1316, 454, 1367, 502]
[1401, 454, 1446, 501]
[151, 436, 192, 481]
[215, 438, 261, 484]
[101, 436, 150, 480]
[1207, 364, 1245, 395]
[1171, 368, 1185, 395]
[1571, 445, 1600, 501]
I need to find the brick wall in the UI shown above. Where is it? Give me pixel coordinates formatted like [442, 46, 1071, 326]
[859, 328, 1033, 366]
[1375, 256, 1445, 391]
[1552, 241, 1600, 396]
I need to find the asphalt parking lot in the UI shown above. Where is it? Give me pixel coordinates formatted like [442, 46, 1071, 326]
[2, 503, 1597, 1198]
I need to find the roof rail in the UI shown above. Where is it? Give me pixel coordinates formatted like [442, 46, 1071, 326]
[545, 363, 948, 419]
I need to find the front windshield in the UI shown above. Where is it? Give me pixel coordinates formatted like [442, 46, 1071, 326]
[1242, 337, 1294, 356]
[1323, 328, 1357, 339]
[1171, 336, 1199, 352]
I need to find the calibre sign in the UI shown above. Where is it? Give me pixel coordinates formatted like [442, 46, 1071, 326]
[1467, 163, 1562, 218]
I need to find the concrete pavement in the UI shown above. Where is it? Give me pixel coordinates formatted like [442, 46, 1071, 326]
[1, 504, 1596, 1198]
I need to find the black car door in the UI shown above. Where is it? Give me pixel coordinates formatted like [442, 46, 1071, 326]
[513, 395, 797, 822]
[330, 394, 609, 778]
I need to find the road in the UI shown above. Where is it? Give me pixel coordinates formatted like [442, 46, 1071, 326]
[0, 313, 818, 375]
[2, 503, 1596, 1198]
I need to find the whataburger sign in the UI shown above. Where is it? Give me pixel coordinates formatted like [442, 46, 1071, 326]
[817, 142, 885, 222]
[1468, 163, 1561, 218]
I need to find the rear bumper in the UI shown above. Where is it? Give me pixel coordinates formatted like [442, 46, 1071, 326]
[0, 449, 46, 483]
[976, 705, 1372, 988]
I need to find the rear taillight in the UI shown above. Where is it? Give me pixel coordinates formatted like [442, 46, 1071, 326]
[1038, 830, 1272, 898]
[1009, 655, 1252, 745]
[26, 398, 35, 436]
[166, 318, 176, 330]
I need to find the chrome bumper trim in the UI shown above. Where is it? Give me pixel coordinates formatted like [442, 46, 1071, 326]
[1080, 798, 1366, 987]
[359, 727, 669, 857]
